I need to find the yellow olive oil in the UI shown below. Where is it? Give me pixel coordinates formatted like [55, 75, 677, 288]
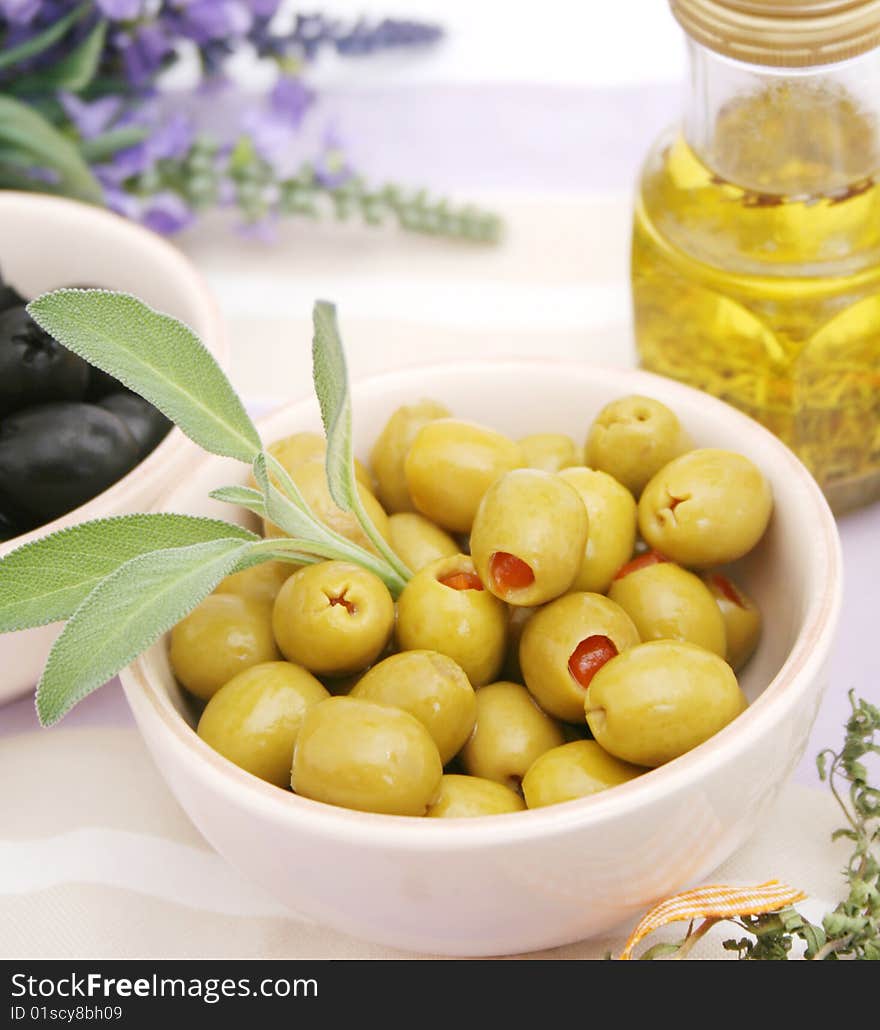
[632, 101, 880, 511]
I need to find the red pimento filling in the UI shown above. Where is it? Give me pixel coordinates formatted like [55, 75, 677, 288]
[613, 549, 668, 581]
[327, 591, 356, 614]
[438, 571, 485, 591]
[568, 635, 618, 689]
[489, 551, 535, 593]
[710, 573, 744, 608]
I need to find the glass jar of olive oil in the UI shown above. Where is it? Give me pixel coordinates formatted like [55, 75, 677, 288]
[632, 0, 880, 512]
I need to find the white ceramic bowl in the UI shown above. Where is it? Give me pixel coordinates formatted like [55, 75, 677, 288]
[121, 361, 841, 956]
[0, 192, 226, 704]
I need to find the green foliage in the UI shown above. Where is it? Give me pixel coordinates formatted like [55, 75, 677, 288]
[0, 290, 412, 724]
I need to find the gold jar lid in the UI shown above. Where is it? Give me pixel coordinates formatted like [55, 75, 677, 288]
[670, 0, 880, 66]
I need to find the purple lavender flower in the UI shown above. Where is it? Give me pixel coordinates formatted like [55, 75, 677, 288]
[140, 191, 194, 234]
[0, 0, 41, 25]
[94, 0, 145, 20]
[115, 23, 173, 86]
[59, 94, 123, 139]
[96, 109, 195, 184]
[270, 77, 313, 127]
[172, 0, 252, 44]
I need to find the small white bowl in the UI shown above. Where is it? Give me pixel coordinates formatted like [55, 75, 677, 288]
[0, 192, 226, 704]
[121, 361, 841, 956]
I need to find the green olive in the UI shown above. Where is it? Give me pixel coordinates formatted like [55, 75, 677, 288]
[395, 554, 507, 686]
[197, 661, 329, 787]
[502, 603, 537, 682]
[263, 460, 391, 554]
[215, 561, 293, 606]
[370, 399, 451, 513]
[522, 740, 643, 808]
[703, 572, 762, 670]
[427, 774, 525, 817]
[557, 467, 637, 594]
[585, 640, 748, 767]
[273, 561, 395, 676]
[638, 449, 773, 567]
[404, 418, 522, 532]
[352, 650, 477, 764]
[460, 681, 564, 790]
[263, 431, 374, 491]
[291, 696, 443, 815]
[608, 559, 726, 657]
[585, 395, 691, 495]
[387, 512, 458, 572]
[518, 433, 579, 473]
[170, 594, 280, 701]
[470, 469, 589, 606]
[519, 592, 640, 722]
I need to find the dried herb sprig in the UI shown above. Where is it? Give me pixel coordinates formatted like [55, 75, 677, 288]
[627, 691, 880, 960]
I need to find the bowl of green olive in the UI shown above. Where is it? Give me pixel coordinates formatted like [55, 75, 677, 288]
[0, 192, 226, 704]
[121, 359, 841, 956]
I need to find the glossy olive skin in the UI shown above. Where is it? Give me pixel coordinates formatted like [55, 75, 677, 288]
[273, 561, 395, 676]
[585, 395, 690, 496]
[215, 560, 292, 606]
[608, 560, 727, 657]
[263, 460, 391, 553]
[0, 278, 24, 312]
[98, 392, 171, 459]
[585, 640, 748, 767]
[197, 661, 329, 787]
[170, 594, 280, 701]
[638, 449, 773, 568]
[0, 306, 90, 417]
[266, 431, 373, 490]
[387, 512, 458, 572]
[470, 469, 589, 606]
[370, 399, 451, 513]
[427, 774, 525, 817]
[404, 418, 522, 532]
[0, 402, 140, 525]
[519, 592, 640, 722]
[461, 681, 564, 790]
[518, 432, 579, 473]
[559, 467, 637, 594]
[703, 572, 762, 670]
[395, 554, 507, 686]
[292, 697, 443, 815]
[522, 740, 643, 808]
[352, 650, 477, 764]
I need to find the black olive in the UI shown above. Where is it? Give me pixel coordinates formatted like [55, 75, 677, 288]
[0, 265, 25, 313]
[0, 506, 23, 541]
[86, 366, 128, 401]
[0, 402, 141, 525]
[0, 306, 90, 417]
[99, 392, 172, 459]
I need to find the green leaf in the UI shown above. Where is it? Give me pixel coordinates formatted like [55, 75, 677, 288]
[80, 125, 150, 163]
[311, 300, 411, 581]
[0, 2, 91, 71]
[13, 19, 107, 93]
[28, 290, 262, 463]
[209, 485, 267, 516]
[36, 537, 254, 726]
[311, 299, 355, 512]
[0, 95, 103, 203]
[252, 451, 329, 542]
[0, 514, 257, 632]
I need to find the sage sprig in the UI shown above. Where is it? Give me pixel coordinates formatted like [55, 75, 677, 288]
[0, 289, 412, 725]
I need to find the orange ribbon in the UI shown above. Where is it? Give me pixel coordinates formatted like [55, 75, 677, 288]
[619, 879, 808, 960]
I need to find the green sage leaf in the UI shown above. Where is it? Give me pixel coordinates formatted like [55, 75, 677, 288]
[209, 485, 267, 515]
[0, 95, 103, 203]
[0, 514, 256, 632]
[28, 290, 261, 463]
[311, 299, 356, 512]
[36, 537, 254, 726]
[13, 19, 107, 93]
[0, 2, 91, 71]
